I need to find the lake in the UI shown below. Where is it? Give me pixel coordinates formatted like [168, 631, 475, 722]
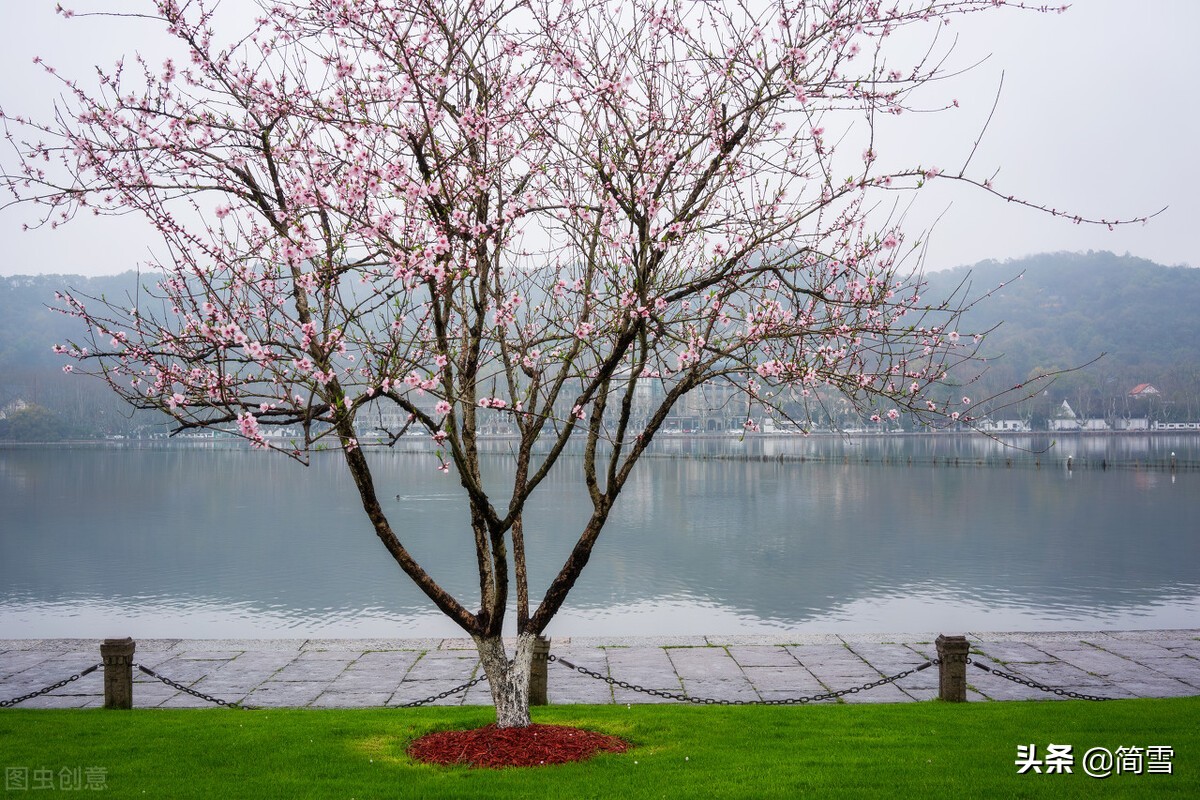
[1, 434, 1197, 639]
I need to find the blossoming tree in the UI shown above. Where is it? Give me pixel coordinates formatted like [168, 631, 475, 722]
[1, 0, 1144, 727]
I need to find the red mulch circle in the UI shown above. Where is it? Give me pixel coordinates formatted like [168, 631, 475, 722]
[407, 723, 629, 768]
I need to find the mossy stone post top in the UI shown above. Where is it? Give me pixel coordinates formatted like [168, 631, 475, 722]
[101, 637, 136, 657]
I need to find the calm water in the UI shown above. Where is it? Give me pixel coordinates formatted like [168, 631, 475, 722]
[1, 435, 1197, 638]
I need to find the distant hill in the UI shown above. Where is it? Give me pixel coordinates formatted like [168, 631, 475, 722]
[922, 251, 1200, 422]
[0, 271, 163, 436]
[4, 252, 1200, 437]
[0, 272, 145, 368]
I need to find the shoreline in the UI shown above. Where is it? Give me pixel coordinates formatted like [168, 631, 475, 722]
[4, 627, 1200, 651]
[3, 629, 1196, 708]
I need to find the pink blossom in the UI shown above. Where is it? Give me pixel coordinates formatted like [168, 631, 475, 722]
[756, 360, 785, 379]
[962, 396, 971, 406]
[887, 409, 899, 420]
[237, 412, 266, 449]
[435, 400, 452, 415]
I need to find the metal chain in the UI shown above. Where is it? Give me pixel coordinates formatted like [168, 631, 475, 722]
[139, 661, 490, 710]
[967, 658, 1113, 701]
[395, 673, 489, 708]
[547, 654, 936, 706]
[0, 664, 102, 708]
[132, 660, 495, 710]
[2, 654, 1113, 709]
[135, 664, 255, 709]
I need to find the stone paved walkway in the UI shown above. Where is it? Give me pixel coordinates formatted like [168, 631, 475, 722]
[2, 630, 1197, 709]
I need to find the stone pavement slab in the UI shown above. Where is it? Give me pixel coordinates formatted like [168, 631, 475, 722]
[1, 629, 1196, 709]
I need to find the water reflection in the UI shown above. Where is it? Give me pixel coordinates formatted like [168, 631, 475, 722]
[1, 439, 1197, 638]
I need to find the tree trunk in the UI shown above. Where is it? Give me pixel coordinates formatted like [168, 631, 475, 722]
[473, 631, 536, 729]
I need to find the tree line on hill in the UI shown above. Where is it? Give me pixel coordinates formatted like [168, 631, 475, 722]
[2, 251, 1199, 440]
[0, 273, 167, 440]
[921, 251, 1200, 426]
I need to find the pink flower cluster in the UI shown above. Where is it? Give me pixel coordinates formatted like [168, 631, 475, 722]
[237, 412, 266, 449]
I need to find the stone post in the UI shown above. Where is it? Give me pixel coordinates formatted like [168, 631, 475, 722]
[100, 637, 136, 709]
[935, 634, 970, 702]
[529, 636, 551, 706]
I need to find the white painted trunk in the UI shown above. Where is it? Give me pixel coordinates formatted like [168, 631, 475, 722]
[474, 631, 536, 728]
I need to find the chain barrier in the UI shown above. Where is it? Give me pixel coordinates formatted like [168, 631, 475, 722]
[967, 658, 1113, 701]
[547, 654, 936, 706]
[392, 654, 518, 708]
[0, 664, 102, 708]
[4, 659, 488, 710]
[135, 664, 255, 709]
[0, 652, 1117, 709]
[394, 673, 490, 708]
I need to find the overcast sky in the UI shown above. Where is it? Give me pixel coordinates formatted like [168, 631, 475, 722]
[1, 0, 1196, 277]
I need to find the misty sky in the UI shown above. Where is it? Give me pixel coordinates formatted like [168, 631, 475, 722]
[1, 0, 1196, 277]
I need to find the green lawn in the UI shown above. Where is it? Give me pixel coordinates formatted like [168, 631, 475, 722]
[2, 699, 1196, 798]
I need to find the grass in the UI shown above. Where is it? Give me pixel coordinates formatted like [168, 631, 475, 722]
[1, 699, 1197, 798]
